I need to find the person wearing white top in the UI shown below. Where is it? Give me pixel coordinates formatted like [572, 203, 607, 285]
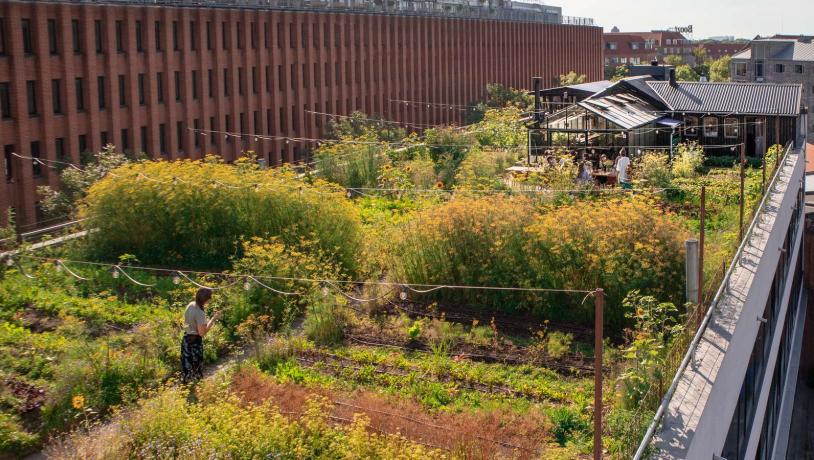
[615, 149, 632, 189]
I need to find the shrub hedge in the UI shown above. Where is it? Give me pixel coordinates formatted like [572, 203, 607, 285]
[387, 196, 687, 327]
[81, 159, 362, 272]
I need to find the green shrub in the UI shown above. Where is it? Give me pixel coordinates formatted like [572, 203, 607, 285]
[81, 158, 362, 272]
[525, 198, 687, 327]
[303, 293, 348, 347]
[546, 406, 590, 446]
[388, 196, 686, 327]
[0, 411, 38, 454]
[386, 196, 535, 309]
[222, 237, 346, 338]
[671, 142, 705, 179]
[454, 147, 517, 191]
[635, 151, 672, 187]
[313, 141, 388, 189]
[546, 331, 574, 359]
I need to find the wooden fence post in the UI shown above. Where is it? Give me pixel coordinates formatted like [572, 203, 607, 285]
[594, 289, 605, 460]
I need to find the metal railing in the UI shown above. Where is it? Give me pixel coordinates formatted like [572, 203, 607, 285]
[27, 0, 594, 26]
[631, 142, 797, 459]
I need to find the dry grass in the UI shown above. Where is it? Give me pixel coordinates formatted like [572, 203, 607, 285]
[231, 366, 552, 459]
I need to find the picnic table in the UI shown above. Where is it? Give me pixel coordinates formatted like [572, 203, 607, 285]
[592, 171, 618, 187]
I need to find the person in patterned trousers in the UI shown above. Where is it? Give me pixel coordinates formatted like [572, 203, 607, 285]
[181, 288, 219, 383]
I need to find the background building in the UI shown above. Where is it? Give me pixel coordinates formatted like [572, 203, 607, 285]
[0, 0, 602, 227]
[603, 30, 692, 68]
[731, 36, 814, 137]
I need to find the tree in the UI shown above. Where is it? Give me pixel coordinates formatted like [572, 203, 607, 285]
[610, 65, 629, 82]
[37, 144, 130, 219]
[663, 55, 684, 66]
[558, 71, 587, 86]
[708, 55, 732, 82]
[692, 45, 708, 66]
[326, 111, 406, 142]
[674, 65, 699, 82]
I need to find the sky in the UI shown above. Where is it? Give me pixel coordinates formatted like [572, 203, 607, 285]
[559, 0, 814, 39]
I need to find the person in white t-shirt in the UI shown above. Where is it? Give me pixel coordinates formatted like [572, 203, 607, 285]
[615, 148, 632, 189]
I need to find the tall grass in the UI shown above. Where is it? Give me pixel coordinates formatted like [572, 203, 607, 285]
[386, 196, 687, 327]
[81, 159, 362, 272]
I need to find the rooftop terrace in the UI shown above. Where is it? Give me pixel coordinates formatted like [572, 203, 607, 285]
[28, 0, 595, 25]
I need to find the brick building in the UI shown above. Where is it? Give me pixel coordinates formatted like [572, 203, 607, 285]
[0, 0, 602, 227]
[731, 37, 814, 137]
[603, 30, 691, 68]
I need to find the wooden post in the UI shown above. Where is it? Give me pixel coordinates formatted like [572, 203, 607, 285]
[739, 144, 746, 242]
[698, 186, 706, 308]
[594, 289, 605, 460]
[762, 149, 767, 194]
[775, 114, 781, 168]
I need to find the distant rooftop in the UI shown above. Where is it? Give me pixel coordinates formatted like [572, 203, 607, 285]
[30, 0, 594, 25]
[733, 37, 814, 62]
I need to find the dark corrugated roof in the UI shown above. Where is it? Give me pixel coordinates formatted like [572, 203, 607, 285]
[647, 81, 802, 116]
[578, 93, 663, 129]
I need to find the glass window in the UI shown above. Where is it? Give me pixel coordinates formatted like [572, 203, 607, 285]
[795, 65, 804, 74]
[0, 82, 11, 119]
[684, 116, 699, 137]
[156, 72, 164, 103]
[75, 77, 85, 111]
[72, 20, 81, 54]
[735, 62, 747, 77]
[118, 75, 126, 107]
[94, 20, 103, 54]
[97, 76, 106, 110]
[21, 19, 33, 54]
[155, 21, 162, 52]
[26, 80, 37, 116]
[0, 17, 6, 56]
[704, 117, 719, 138]
[135, 20, 143, 52]
[48, 19, 58, 55]
[30, 141, 41, 177]
[724, 118, 739, 138]
[51, 79, 62, 114]
[755, 61, 764, 77]
[774, 63, 784, 73]
[115, 21, 123, 52]
[172, 20, 179, 51]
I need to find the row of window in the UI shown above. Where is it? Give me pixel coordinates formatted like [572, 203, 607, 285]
[2, 98, 351, 180]
[0, 59, 375, 120]
[683, 116, 741, 138]
[0, 15, 383, 57]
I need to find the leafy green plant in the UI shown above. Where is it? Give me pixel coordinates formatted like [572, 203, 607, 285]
[617, 292, 683, 409]
[546, 331, 574, 359]
[547, 406, 590, 446]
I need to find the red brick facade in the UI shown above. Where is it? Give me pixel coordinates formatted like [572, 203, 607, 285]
[0, 2, 602, 227]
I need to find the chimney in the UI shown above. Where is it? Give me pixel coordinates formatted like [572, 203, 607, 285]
[669, 68, 677, 86]
[532, 77, 542, 123]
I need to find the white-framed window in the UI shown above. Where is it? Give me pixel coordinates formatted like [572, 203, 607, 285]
[704, 117, 719, 138]
[685, 116, 699, 137]
[735, 62, 747, 77]
[724, 117, 739, 138]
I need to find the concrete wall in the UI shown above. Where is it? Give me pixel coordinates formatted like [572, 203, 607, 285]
[0, 1, 604, 227]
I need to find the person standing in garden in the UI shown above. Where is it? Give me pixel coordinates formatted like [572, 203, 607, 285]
[615, 149, 632, 189]
[181, 288, 219, 383]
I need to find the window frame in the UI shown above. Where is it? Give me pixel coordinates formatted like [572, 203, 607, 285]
[724, 117, 739, 139]
[703, 117, 719, 138]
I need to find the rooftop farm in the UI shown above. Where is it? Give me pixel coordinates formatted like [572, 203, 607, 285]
[0, 85, 777, 459]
